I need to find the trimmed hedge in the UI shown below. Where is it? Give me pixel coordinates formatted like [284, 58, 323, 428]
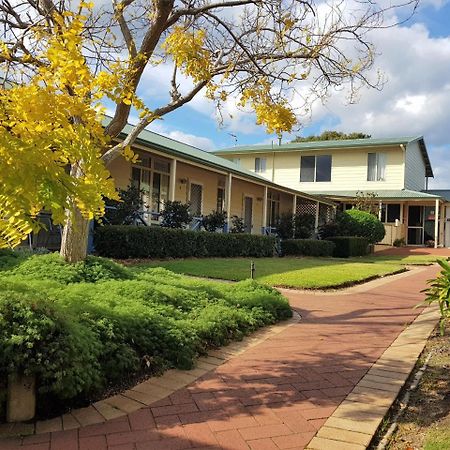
[320, 209, 385, 244]
[94, 225, 276, 259]
[280, 239, 335, 257]
[328, 236, 370, 258]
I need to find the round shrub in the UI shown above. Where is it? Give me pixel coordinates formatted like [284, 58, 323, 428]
[321, 209, 385, 244]
[11, 253, 131, 283]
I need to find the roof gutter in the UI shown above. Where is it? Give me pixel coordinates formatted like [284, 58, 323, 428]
[116, 133, 335, 207]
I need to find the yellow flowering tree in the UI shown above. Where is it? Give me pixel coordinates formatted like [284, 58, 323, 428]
[0, 0, 417, 262]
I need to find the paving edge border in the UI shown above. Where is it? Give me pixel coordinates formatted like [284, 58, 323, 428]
[306, 304, 440, 450]
[0, 311, 301, 439]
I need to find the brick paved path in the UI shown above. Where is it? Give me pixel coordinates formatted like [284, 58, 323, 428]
[1, 267, 437, 450]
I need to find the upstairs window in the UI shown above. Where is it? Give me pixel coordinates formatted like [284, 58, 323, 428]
[255, 157, 267, 173]
[231, 158, 240, 166]
[367, 153, 386, 181]
[300, 155, 332, 182]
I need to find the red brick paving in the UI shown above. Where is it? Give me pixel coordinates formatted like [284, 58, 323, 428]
[0, 266, 437, 450]
[374, 245, 450, 257]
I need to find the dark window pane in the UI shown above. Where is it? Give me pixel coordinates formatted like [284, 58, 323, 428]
[131, 167, 141, 189]
[217, 187, 225, 212]
[408, 206, 423, 227]
[316, 155, 332, 182]
[386, 204, 400, 223]
[154, 159, 170, 173]
[300, 156, 315, 182]
[408, 227, 423, 245]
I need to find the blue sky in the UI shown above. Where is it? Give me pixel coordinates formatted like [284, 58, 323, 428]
[135, 1, 450, 188]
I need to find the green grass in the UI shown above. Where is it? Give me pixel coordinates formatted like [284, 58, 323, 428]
[424, 422, 450, 450]
[129, 256, 415, 289]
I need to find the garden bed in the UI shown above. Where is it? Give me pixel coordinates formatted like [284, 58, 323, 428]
[0, 251, 291, 421]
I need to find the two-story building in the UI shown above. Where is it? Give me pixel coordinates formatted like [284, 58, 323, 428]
[213, 137, 450, 247]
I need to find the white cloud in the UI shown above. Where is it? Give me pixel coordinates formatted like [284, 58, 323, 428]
[148, 122, 216, 151]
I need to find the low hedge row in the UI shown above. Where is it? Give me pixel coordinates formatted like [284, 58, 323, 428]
[280, 239, 335, 257]
[94, 226, 276, 259]
[328, 236, 370, 258]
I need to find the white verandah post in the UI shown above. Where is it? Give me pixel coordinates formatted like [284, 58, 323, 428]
[262, 186, 268, 234]
[435, 199, 439, 248]
[226, 173, 233, 232]
[314, 201, 320, 236]
[169, 159, 177, 202]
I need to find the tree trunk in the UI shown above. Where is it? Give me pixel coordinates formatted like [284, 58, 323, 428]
[60, 206, 90, 263]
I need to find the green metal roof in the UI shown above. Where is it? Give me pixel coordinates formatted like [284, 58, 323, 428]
[108, 119, 334, 205]
[308, 189, 444, 200]
[424, 190, 450, 202]
[213, 136, 434, 178]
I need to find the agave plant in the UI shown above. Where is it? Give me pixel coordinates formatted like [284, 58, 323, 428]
[422, 259, 450, 335]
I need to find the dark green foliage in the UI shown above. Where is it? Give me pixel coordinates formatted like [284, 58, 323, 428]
[276, 213, 294, 239]
[393, 238, 406, 247]
[160, 201, 191, 228]
[276, 213, 315, 239]
[319, 209, 385, 244]
[293, 214, 315, 239]
[11, 253, 131, 283]
[230, 216, 246, 233]
[328, 236, 370, 258]
[293, 131, 371, 142]
[104, 184, 144, 225]
[0, 254, 291, 407]
[202, 211, 227, 232]
[94, 226, 275, 258]
[281, 239, 335, 257]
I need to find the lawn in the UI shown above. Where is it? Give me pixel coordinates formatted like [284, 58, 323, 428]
[128, 256, 427, 289]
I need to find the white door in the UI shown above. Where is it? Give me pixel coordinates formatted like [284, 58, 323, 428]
[446, 206, 450, 247]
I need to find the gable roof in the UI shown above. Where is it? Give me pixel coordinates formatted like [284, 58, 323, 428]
[213, 136, 434, 178]
[108, 119, 334, 205]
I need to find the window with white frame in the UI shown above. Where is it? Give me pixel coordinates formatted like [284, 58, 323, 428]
[231, 157, 241, 166]
[131, 152, 170, 214]
[380, 204, 401, 223]
[255, 157, 267, 173]
[267, 192, 280, 228]
[300, 155, 332, 182]
[216, 187, 225, 213]
[367, 153, 386, 181]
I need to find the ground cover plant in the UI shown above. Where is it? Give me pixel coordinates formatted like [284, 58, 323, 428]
[130, 256, 415, 289]
[0, 252, 291, 419]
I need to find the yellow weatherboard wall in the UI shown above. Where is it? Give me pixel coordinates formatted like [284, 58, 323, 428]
[221, 146, 405, 192]
[176, 162, 224, 214]
[230, 178, 265, 234]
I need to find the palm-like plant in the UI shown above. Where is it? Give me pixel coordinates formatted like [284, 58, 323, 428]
[422, 259, 450, 335]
